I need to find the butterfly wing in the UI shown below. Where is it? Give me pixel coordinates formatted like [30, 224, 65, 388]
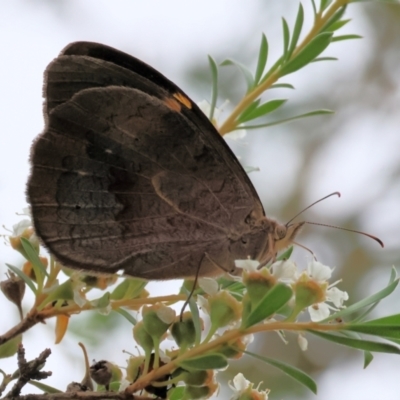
[28, 42, 266, 279]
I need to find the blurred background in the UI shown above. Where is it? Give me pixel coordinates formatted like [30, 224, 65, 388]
[1, 1, 399, 398]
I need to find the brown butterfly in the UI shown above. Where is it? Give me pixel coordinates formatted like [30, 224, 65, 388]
[26, 42, 313, 280]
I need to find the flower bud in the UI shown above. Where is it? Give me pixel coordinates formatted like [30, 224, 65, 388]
[182, 379, 218, 400]
[142, 304, 175, 339]
[0, 272, 25, 316]
[126, 355, 145, 382]
[133, 321, 154, 354]
[293, 273, 326, 311]
[90, 360, 120, 390]
[170, 312, 196, 349]
[243, 268, 276, 308]
[208, 291, 242, 330]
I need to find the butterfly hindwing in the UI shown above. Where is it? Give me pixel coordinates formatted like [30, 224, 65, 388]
[28, 42, 266, 279]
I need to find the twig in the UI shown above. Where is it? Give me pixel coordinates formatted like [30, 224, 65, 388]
[4, 344, 52, 399]
[4, 392, 153, 400]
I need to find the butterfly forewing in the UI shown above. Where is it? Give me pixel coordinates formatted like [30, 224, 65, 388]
[28, 42, 267, 279]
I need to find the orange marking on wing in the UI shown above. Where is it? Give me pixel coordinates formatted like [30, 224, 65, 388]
[173, 92, 192, 109]
[163, 97, 182, 112]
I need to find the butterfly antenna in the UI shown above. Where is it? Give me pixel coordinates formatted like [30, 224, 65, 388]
[286, 192, 341, 226]
[304, 222, 384, 248]
[292, 241, 318, 260]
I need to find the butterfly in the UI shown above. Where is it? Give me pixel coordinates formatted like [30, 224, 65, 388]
[27, 42, 303, 280]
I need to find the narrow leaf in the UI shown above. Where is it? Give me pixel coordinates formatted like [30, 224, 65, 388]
[242, 349, 317, 394]
[282, 18, 290, 58]
[287, 3, 304, 59]
[28, 381, 62, 393]
[0, 335, 21, 359]
[332, 34, 362, 42]
[221, 59, 255, 92]
[321, 5, 347, 31]
[270, 83, 295, 89]
[364, 351, 374, 368]
[6, 264, 36, 294]
[239, 109, 334, 130]
[238, 99, 287, 123]
[276, 246, 294, 261]
[208, 55, 218, 121]
[328, 19, 351, 32]
[184, 287, 202, 346]
[243, 283, 293, 328]
[311, 0, 317, 15]
[254, 33, 268, 84]
[309, 330, 400, 354]
[178, 354, 228, 370]
[168, 386, 185, 400]
[323, 276, 399, 322]
[114, 308, 137, 325]
[345, 324, 400, 340]
[319, 0, 332, 12]
[312, 57, 338, 62]
[239, 100, 261, 123]
[21, 237, 49, 282]
[281, 32, 333, 76]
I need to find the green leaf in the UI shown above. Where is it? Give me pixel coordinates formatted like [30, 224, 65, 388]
[243, 283, 293, 328]
[178, 354, 228, 370]
[208, 55, 218, 121]
[309, 330, 400, 354]
[0, 335, 21, 359]
[239, 100, 261, 123]
[312, 57, 338, 62]
[323, 275, 399, 323]
[345, 314, 400, 340]
[311, 0, 317, 15]
[92, 292, 111, 309]
[280, 32, 333, 76]
[239, 109, 334, 130]
[364, 351, 374, 368]
[254, 33, 268, 85]
[169, 385, 185, 400]
[287, 3, 304, 59]
[238, 99, 287, 123]
[328, 19, 351, 32]
[276, 246, 294, 261]
[321, 5, 347, 32]
[21, 238, 49, 288]
[332, 34, 362, 42]
[242, 349, 317, 394]
[319, 0, 332, 12]
[282, 17, 290, 58]
[6, 263, 36, 294]
[188, 292, 202, 346]
[221, 59, 254, 92]
[114, 308, 137, 325]
[37, 279, 75, 310]
[270, 83, 295, 89]
[110, 278, 146, 300]
[28, 380, 62, 393]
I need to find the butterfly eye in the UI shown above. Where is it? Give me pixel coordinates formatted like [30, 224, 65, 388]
[241, 236, 248, 245]
[276, 226, 287, 240]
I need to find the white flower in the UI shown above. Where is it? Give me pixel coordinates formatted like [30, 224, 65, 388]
[12, 219, 32, 236]
[235, 259, 260, 272]
[271, 260, 297, 281]
[198, 277, 219, 295]
[156, 305, 176, 324]
[298, 334, 308, 351]
[229, 373, 269, 400]
[304, 261, 348, 322]
[307, 260, 332, 281]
